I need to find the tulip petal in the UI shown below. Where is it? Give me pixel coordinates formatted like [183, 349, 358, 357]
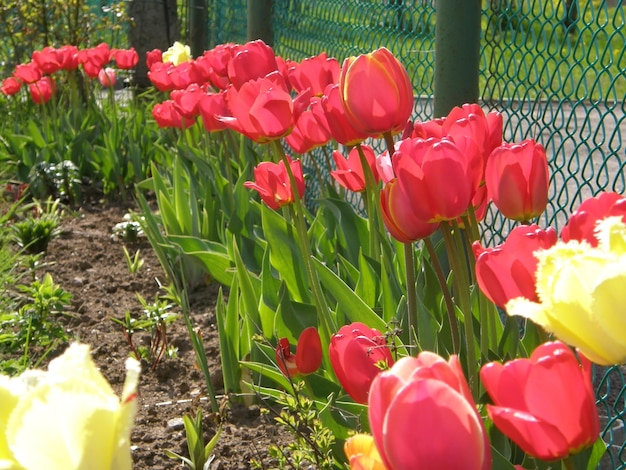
[383, 379, 486, 470]
[486, 406, 570, 461]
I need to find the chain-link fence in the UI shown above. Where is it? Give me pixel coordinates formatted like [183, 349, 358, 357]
[208, 1, 626, 467]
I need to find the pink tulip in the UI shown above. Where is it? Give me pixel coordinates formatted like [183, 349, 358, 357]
[14, 62, 42, 84]
[331, 145, 380, 193]
[288, 52, 340, 96]
[392, 137, 474, 223]
[329, 322, 394, 404]
[286, 97, 332, 154]
[218, 71, 295, 143]
[339, 48, 413, 136]
[244, 156, 305, 210]
[98, 67, 117, 88]
[485, 139, 549, 222]
[473, 224, 557, 308]
[198, 92, 229, 132]
[113, 47, 139, 69]
[369, 353, 491, 470]
[320, 84, 369, 146]
[227, 40, 278, 90]
[481, 341, 600, 461]
[32, 47, 62, 74]
[152, 100, 194, 129]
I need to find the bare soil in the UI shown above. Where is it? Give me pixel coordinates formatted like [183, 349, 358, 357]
[40, 200, 291, 469]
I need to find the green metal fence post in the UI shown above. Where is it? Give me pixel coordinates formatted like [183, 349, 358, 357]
[433, 0, 482, 117]
[189, 0, 208, 57]
[247, 0, 273, 45]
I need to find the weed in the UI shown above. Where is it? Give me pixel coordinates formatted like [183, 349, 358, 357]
[12, 198, 63, 254]
[165, 408, 221, 470]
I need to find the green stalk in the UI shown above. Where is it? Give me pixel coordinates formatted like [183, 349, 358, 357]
[424, 236, 460, 354]
[404, 241, 418, 349]
[441, 221, 478, 396]
[355, 143, 381, 260]
[271, 141, 337, 341]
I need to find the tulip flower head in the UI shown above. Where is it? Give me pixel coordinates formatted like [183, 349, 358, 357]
[473, 224, 557, 308]
[481, 341, 600, 461]
[28, 76, 56, 104]
[368, 353, 491, 470]
[244, 157, 305, 210]
[0, 343, 140, 470]
[339, 47, 414, 136]
[560, 191, 626, 246]
[507, 216, 626, 365]
[331, 145, 380, 193]
[162, 41, 192, 66]
[113, 47, 139, 69]
[275, 327, 322, 378]
[344, 434, 387, 470]
[1, 77, 22, 96]
[485, 139, 549, 222]
[98, 67, 117, 88]
[329, 322, 394, 404]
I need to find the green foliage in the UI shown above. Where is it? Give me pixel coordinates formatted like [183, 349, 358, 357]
[0, 273, 72, 375]
[122, 246, 144, 275]
[28, 161, 81, 203]
[251, 382, 338, 469]
[12, 198, 63, 254]
[165, 408, 222, 470]
[111, 293, 177, 370]
[0, 0, 130, 76]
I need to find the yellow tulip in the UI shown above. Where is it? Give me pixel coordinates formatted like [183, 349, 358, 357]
[344, 434, 388, 470]
[162, 41, 191, 66]
[507, 216, 626, 365]
[0, 343, 140, 470]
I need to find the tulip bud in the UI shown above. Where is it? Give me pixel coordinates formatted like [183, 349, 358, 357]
[339, 47, 413, 136]
[275, 327, 322, 378]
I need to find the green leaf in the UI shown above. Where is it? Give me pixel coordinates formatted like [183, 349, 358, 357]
[261, 204, 310, 303]
[232, 236, 265, 336]
[216, 287, 241, 394]
[312, 257, 386, 332]
[166, 234, 234, 286]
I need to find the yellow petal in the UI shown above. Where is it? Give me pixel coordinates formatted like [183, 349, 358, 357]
[345, 434, 387, 470]
[595, 216, 626, 254]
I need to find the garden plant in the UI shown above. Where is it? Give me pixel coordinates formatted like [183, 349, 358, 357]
[0, 24, 624, 470]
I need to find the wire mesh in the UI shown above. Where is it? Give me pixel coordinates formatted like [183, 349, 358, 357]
[211, 1, 626, 467]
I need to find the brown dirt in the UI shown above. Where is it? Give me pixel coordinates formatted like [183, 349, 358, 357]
[39, 200, 292, 469]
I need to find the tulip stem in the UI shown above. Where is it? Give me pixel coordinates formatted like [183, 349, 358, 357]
[356, 143, 381, 260]
[562, 457, 575, 470]
[272, 141, 337, 342]
[404, 242, 418, 350]
[424, 237, 460, 354]
[441, 221, 478, 396]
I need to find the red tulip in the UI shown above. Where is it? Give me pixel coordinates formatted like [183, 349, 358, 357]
[201, 43, 236, 90]
[28, 76, 56, 104]
[198, 92, 229, 132]
[380, 178, 440, 243]
[79, 43, 111, 78]
[331, 145, 380, 193]
[329, 322, 394, 404]
[485, 139, 549, 222]
[98, 67, 116, 88]
[369, 353, 491, 470]
[14, 62, 42, 84]
[339, 47, 413, 136]
[171, 83, 205, 119]
[32, 47, 62, 74]
[145, 48, 163, 70]
[243, 156, 305, 210]
[152, 100, 194, 129]
[473, 224, 557, 308]
[218, 71, 295, 143]
[320, 84, 369, 146]
[275, 327, 322, 378]
[227, 40, 278, 90]
[113, 47, 139, 69]
[168, 61, 203, 90]
[57, 45, 79, 70]
[481, 341, 600, 461]
[392, 137, 474, 223]
[560, 191, 626, 246]
[1, 77, 22, 96]
[286, 97, 332, 154]
[148, 62, 175, 92]
[288, 52, 340, 96]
